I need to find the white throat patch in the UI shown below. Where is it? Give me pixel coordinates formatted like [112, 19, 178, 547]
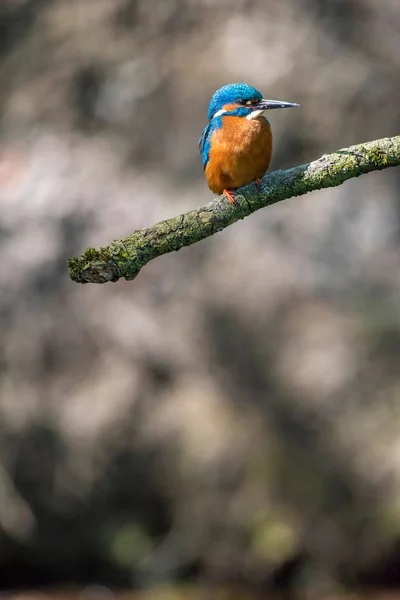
[211, 108, 265, 120]
[246, 109, 265, 120]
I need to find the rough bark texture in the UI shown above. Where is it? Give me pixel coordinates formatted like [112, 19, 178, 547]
[68, 136, 400, 284]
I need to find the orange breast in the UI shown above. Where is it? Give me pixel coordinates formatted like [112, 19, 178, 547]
[205, 116, 272, 194]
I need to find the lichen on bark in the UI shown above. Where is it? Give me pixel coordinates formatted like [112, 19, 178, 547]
[68, 135, 400, 284]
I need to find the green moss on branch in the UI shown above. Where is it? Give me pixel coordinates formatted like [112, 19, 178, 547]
[68, 135, 400, 284]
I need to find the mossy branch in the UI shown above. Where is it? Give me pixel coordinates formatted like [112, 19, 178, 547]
[68, 135, 400, 284]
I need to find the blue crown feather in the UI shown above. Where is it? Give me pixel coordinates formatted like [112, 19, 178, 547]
[207, 83, 262, 120]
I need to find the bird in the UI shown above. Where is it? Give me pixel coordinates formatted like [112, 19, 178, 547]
[199, 83, 299, 204]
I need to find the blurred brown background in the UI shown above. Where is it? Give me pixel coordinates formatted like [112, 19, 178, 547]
[0, 0, 400, 598]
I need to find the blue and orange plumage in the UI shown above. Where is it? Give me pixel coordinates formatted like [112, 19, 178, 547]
[199, 83, 299, 203]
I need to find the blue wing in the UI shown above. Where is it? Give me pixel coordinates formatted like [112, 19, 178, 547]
[199, 123, 212, 170]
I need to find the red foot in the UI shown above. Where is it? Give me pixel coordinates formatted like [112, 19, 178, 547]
[255, 178, 262, 190]
[223, 189, 236, 205]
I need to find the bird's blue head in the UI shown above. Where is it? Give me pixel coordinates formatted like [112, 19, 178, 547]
[207, 83, 261, 120]
[207, 83, 299, 121]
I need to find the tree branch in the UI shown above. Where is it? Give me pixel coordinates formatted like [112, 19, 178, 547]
[68, 135, 400, 284]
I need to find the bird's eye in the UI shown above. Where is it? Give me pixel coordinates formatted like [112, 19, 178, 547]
[237, 99, 256, 107]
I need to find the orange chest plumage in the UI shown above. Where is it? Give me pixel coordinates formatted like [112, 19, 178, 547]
[205, 115, 272, 195]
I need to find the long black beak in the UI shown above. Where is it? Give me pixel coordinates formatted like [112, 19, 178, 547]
[253, 99, 299, 110]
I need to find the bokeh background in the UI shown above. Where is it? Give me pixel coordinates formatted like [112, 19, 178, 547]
[0, 0, 400, 598]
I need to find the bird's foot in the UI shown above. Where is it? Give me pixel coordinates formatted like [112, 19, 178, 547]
[255, 178, 262, 191]
[223, 189, 236, 205]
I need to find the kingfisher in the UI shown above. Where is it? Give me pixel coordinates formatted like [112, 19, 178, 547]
[199, 83, 299, 204]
